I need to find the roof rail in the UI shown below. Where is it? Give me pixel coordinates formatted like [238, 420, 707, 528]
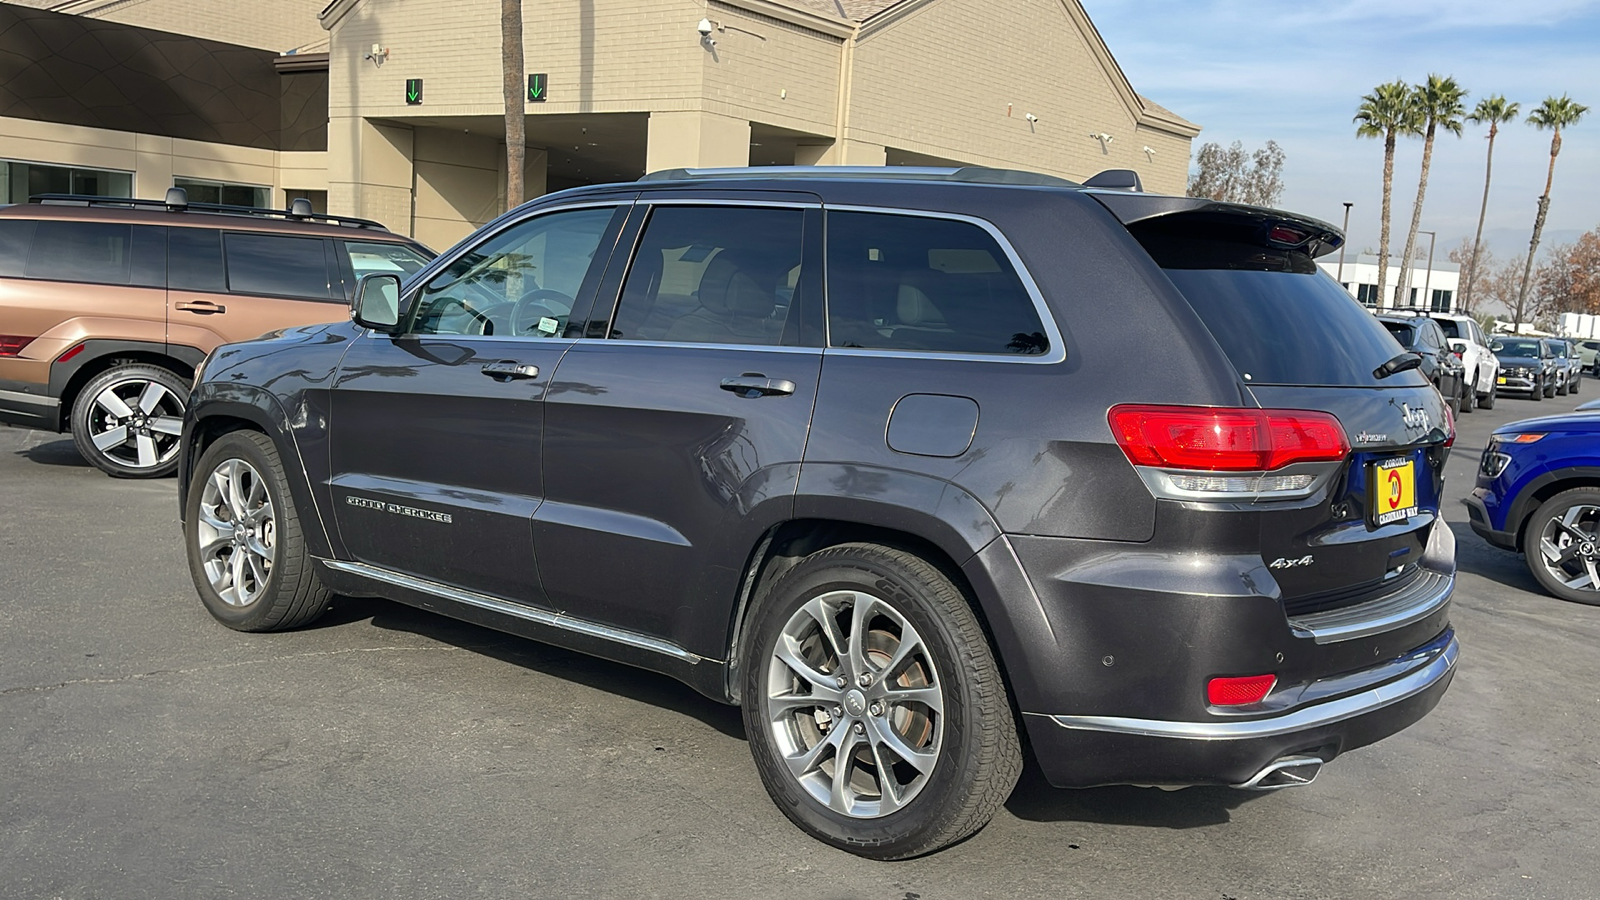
[27, 193, 391, 232]
[638, 165, 1080, 188]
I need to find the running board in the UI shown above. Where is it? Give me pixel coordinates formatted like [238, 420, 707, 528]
[319, 559, 706, 665]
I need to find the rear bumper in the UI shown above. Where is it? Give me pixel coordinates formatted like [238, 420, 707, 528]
[1025, 628, 1458, 787]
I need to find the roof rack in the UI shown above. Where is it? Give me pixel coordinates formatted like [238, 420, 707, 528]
[638, 165, 1081, 188]
[27, 190, 391, 232]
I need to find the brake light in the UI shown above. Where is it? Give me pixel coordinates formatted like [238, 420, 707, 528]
[1443, 404, 1456, 448]
[0, 335, 34, 357]
[1208, 674, 1277, 706]
[1108, 405, 1349, 472]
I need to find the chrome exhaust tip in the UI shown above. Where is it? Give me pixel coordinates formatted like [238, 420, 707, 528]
[1232, 755, 1324, 791]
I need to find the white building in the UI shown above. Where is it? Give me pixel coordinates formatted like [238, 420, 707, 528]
[1317, 254, 1460, 312]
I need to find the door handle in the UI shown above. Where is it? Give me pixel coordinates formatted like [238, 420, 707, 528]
[480, 361, 539, 380]
[720, 374, 796, 398]
[175, 300, 226, 314]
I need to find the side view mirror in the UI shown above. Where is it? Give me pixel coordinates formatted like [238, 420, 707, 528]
[352, 273, 406, 332]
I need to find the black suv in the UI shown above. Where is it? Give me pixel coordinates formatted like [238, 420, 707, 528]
[179, 168, 1459, 859]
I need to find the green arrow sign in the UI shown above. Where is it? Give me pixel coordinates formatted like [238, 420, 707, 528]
[405, 78, 423, 105]
[528, 73, 547, 102]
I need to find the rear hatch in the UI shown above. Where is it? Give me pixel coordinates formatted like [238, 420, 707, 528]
[1108, 198, 1453, 627]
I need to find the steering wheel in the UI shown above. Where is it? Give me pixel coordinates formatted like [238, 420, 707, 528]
[510, 289, 577, 337]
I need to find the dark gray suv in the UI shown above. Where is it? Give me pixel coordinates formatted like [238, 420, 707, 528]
[179, 167, 1459, 859]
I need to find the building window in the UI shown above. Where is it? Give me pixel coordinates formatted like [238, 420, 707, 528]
[1409, 287, 1419, 306]
[1431, 289, 1454, 312]
[1355, 283, 1380, 306]
[0, 160, 132, 204]
[175, 178, 270, 209]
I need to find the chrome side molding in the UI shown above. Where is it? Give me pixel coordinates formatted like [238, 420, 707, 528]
[320, 559, 706, 665]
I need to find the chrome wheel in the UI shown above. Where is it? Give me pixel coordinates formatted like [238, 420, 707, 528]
[1536, 504, 1600, 593]
[85, 377, 184, 470]
[196, 458, 276, 607]
[765, 589, 944, 818]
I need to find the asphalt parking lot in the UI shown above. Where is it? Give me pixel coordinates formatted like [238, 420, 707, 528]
[3, 391, 1599, 900]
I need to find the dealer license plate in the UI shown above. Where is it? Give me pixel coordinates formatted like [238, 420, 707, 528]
[1371, 457, 1418, 527]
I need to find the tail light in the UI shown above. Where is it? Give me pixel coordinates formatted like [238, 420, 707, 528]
[0, 335, 35, 357]
[1443, 404, 1456, 448]
[1208, 674, 1277, 706]
[1108, 405, 1349, 472]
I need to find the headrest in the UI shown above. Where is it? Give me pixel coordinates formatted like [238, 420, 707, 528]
[897, 282, 945, 326]
[700, 253, 774, 318]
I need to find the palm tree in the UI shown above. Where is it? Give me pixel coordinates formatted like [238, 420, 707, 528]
[1514, 95, 1590, 324]
[1393, 74, 1467, 308]
[502, 0, 527, 209]
[1354, 81, 1420, 307]
[1461, 95, 1520, 313]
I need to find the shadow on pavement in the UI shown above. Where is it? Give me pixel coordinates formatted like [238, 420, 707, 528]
[16, 436, 89, 468]
[1003, 758, 1259, 828]
[316, 594, 748, 740]
[1448, 520, 1543, 596]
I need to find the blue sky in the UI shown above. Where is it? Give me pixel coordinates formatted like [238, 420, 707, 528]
[1082, 0, 1600, 267]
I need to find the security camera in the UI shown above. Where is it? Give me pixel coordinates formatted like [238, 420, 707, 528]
[697, 18, 714, 37]
[1025, 113, 1039, 123]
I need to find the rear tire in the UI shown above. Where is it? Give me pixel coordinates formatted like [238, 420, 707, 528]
[1522, 488, 1600, 606]
[184, 431, 332, 631]
[70, 364, 188, 478]
[741, 542, 1021, 859]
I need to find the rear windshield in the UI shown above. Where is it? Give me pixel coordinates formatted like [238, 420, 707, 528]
[1160, 267, 1416, 387]
[1435, 319, 1462, 340]
[1382, 321, 1416, 347]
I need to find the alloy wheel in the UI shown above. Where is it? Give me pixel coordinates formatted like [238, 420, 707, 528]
[1536, 504, 1600, 593]
[195, 458, 277, 607]
[85, 377, 184, 470]
[765, 589, 944, 818]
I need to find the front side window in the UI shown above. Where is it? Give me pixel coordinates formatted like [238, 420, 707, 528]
[411, 206, 615, 337]
[825, 211, 1048, 356]
[224, 233, 332, 300]
[609, 205, 805, 346]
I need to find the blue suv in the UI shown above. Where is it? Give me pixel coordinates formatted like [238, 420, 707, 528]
[1466, 411, 1600, 603]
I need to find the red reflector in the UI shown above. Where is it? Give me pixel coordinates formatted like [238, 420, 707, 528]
[0, 335, 35, 357]
[1208, 674, 1277, 706]
[1108, 405, 1349, 472]
[56, 342, 86, 364]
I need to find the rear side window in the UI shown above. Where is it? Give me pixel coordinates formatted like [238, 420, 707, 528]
[610, 205, 805, 346]
[0, 219, 36, 277]
[1135, 217, 1419, 387]
[825, 211, 1048, 355]
[20, 221, 165, 287]
[224, 233, 332, 300]
[169, 227, 227, 293]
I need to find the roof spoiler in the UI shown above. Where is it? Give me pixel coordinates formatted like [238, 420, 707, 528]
[1091, 193, 1346, 259]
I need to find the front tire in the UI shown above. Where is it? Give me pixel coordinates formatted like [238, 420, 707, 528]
[1522, 488, 1600, 606]
[1460, 371, 1476, 413]
[184, 431, 332, 631]
[1570, 371, 1581, 395]
[70, 364, 188, 478]
[1479, 379, 1497, 410]
[1532, 378, 1544, 401]
[741, 543, 1021, 859]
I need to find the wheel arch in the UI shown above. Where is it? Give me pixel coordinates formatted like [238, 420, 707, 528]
[181, 384, 335, 560]
[1512, 466, 1600, 547]
[50, 340, 205, 431]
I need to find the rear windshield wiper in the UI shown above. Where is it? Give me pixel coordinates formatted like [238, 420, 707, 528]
[1374, 352, 1423, 380]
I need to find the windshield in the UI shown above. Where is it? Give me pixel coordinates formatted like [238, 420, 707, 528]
[1496, 339, 1541, 358]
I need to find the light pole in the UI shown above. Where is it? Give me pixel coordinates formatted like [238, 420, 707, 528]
[1336, 202, 1353, 285]
[1418, 230, 1437, 311]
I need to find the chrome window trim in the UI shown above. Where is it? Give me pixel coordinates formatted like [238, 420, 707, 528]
[572, 339, 821, 355]
[322, 559, 706, 664]
[1043, 629, 1458, 741]
[820, 204, 1068, 365]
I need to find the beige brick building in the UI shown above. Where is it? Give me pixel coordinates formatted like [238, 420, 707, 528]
[0, 0, 1199, 249]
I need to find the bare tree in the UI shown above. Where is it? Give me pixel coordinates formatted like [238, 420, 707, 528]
[1535, 229, 1600, 318]
[502, 0, 527, 209]
[1449, 236, 1492, 313]
[1186, 140, 1286, 206]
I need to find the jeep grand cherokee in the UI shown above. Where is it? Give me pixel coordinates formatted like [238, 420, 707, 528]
[178, 167, 1458, 859]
